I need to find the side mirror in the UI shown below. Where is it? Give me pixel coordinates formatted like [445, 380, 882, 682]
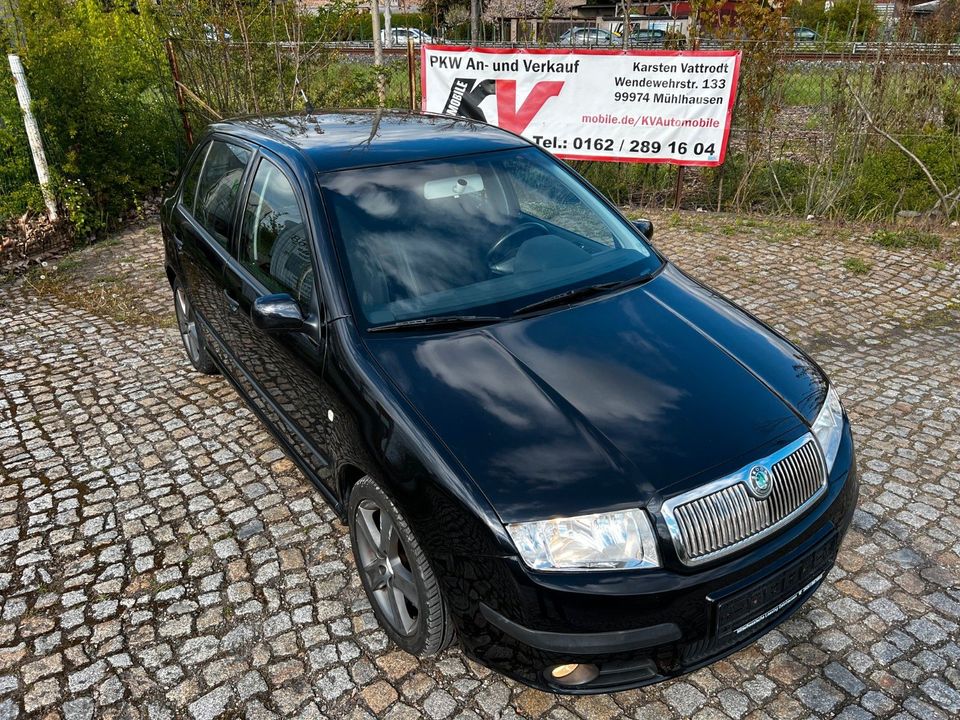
[252, 293, 306, 332]
[633, 219, 654, 242]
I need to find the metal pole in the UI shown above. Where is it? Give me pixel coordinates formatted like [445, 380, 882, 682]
[371, 0, 386, 106]
[7, 54, 57, 221]
[164, 39, 194, 147]
[407, 35, 416, 111]
[470, 0, 479, 45]
[384, 0, 393, 49]
[623, 0, 631, 50]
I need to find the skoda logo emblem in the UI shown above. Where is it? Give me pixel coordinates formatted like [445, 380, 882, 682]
[748, 465, 773, 499]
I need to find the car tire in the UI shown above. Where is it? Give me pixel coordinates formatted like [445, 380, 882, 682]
[172, 279, 218, 375]
[348, 476, 454, 656]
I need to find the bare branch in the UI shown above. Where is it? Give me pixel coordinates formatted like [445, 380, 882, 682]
[846, 79, 952, 216]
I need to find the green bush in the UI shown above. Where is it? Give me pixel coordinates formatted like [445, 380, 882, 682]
[825, 0, 880, 40]
[305, 61, 413, 110]
[11, 0, 179, 234]
[0, 77, 45, 219]
[842, 132, 960, 220]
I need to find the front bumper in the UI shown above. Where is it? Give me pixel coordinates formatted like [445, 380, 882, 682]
[449, 427, 859, 693]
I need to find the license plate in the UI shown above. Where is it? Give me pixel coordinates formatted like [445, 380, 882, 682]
[716, 533, 839, 640]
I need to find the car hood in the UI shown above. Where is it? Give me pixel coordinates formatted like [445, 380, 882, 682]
[366, 264, 827, 523]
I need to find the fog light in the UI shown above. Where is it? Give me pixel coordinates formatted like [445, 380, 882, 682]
[544, 662, 599, 687]
[550, 664, 579, 679]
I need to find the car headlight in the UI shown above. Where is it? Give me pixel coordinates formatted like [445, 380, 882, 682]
[811, 386, 844, 474]
[506, 508, 660, 571]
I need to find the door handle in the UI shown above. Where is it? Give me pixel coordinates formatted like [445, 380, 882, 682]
[173, 235, 184, 252]
[223, 289, 240, 314]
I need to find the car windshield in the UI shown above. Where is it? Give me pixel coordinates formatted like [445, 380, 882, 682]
[320, 147, 662, 328]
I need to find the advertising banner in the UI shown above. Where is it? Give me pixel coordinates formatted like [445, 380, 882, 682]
[422, 46, 741, 167]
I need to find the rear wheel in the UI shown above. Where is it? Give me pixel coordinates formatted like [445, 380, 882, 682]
[173, 279, 217, 375]
[348, 476, 454, 656]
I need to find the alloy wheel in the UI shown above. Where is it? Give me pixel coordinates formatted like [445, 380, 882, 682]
[354, 498, 421, 636]
[175, 286, 201, 363]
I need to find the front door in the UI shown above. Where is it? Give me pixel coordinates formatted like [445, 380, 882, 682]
[219, 154, 336, 496]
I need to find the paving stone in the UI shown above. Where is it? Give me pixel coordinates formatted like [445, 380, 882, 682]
[188, 684, 233, 720]
[361, 679, 399, 714]
[424, 689, 458, 719]
[0, 699, 16, 720]
[921, 678, 960, 714]
[63, 697, 95, 720]
[663, 681, 707, 715]
[797, 678, 844, 714]
[68, 659, 106, 693]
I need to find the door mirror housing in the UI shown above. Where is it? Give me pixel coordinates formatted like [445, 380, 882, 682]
[252, 293, 306, 332]
[633, 219, 654, 242]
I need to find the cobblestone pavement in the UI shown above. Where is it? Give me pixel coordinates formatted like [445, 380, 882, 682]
[1, 213, 959, 720]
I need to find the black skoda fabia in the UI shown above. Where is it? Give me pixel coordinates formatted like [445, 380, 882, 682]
[161, 111, 858, 693]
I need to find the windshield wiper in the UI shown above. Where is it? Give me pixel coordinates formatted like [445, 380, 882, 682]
[368, 315, 503, 333]
[512, 275, 651, 317]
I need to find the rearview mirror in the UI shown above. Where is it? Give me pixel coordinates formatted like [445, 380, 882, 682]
[252, 293, 306, 332]
[633, 219, 654, 242]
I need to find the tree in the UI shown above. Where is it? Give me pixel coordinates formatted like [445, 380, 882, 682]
[826, 0, 879, 40]
[791, 0, 827, 32]
[482, 0, 574, 19]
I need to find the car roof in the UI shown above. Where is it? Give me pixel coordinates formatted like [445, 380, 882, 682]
[207, 111, 530, 173]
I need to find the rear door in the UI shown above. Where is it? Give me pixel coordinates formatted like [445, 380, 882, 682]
[219, 152, 336, 495]
[172, 137, 253, 350]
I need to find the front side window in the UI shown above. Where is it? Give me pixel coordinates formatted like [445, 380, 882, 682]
[239, 160, 314, 305]
[195, 140, 251, 248]
[321, 147, 661, 327]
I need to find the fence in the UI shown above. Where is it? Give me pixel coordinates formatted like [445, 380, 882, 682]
[3, 31, 959, 250]
[166, 36, 960, 222]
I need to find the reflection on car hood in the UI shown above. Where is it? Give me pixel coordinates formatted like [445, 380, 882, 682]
[366, 264, 828, 523]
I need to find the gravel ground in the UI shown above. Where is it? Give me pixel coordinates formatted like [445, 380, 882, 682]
[1, 212, 959, 719]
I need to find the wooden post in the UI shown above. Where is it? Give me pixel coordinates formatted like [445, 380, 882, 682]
[7, 54, 57, 221]
[673, 165, 684, 210]
[164, 39, 194, 147]
[407, 35, 416, 111]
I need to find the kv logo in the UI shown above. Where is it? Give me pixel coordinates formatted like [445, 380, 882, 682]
[442, 78, 564, 134]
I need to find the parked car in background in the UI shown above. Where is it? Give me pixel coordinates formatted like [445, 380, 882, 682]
[202, 23, 231, 42]
[162, 111, 858, 694]
[793, 26, 820, 41]
[558, 28, 616, 46]
[630, 28, 667, 45]
[381, 27, 433, 45]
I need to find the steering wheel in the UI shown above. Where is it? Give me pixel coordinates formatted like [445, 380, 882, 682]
[486, 222, 549, 268]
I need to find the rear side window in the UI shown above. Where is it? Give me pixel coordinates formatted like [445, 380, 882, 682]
[239, 160, 314, 305]
[180, 142, 209, 213]
[195, 140, 252, 248]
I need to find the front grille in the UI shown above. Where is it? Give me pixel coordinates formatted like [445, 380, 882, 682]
[663, 437, 827, 566]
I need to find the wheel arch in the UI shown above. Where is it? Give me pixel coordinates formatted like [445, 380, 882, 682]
[337, 462, 369, 510]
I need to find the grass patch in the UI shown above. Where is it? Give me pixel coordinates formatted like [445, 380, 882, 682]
[843, 257, 872, 275]
[25, 253, 172, 328]
[869, 228, 942, 251]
